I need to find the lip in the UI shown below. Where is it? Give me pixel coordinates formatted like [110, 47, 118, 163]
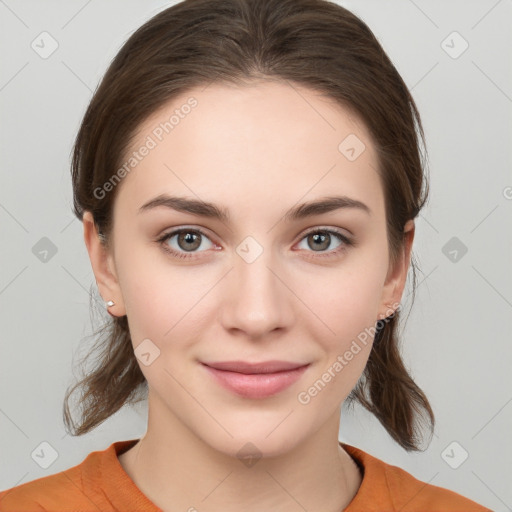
[203, 360, 309, 374]
[201, 360, 310, 399]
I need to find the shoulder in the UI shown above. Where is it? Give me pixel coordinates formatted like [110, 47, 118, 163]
[0, 468, 98, 512]
[383, 461, 491, 511]
[0, 470, 87, 512]
[0, 445, 114, 512]
[341, 443, 492, 512]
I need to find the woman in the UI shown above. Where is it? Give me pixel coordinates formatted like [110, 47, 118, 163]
[0, 0, 492, 510]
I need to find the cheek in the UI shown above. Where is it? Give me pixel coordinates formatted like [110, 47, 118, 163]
[292, 266, 384, 409]
[116, 242, 220, 361]
[301, 253, 387, 346]
[116, 221, 388, 351]
[114, 242, 182, 339]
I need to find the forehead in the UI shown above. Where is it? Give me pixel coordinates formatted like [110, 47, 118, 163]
[115, 80, 383, 219]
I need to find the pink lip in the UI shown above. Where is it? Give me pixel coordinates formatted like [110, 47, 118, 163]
[201, 360, 310, 399]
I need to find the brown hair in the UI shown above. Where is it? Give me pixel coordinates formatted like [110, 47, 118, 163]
[64, 0, 434, 451]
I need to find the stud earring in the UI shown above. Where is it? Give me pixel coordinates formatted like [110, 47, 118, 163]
[105, 300, 116, 317]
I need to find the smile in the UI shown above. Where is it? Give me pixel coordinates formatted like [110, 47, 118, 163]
[201, 361, 311, 399]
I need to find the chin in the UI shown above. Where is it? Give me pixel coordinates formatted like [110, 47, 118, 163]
[197, 422, 307, 461]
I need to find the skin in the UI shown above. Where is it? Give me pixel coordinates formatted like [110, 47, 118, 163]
[83, 79, 414, 512]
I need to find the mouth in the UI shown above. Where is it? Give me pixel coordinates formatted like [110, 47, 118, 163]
[201, 360, 311, 399]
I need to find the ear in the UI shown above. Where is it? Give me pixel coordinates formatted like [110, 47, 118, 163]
[377, 219, 415, 319]
[83, 211, 126, 317]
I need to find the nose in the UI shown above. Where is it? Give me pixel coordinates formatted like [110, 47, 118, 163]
[219, 246, 295, 340]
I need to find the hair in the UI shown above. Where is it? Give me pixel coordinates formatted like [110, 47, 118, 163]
[64, 0, 435, 451]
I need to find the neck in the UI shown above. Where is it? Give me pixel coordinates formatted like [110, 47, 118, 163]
[119, 396, 362, 512]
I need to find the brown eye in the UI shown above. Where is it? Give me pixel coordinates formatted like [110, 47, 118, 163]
[157, 228, 216, 259]
[296, 228, 353, 258]
[307, 232, 331, 251]
[177, 231, 202, 251]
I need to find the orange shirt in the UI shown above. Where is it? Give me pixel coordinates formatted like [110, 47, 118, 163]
[0, 439, 491, 511]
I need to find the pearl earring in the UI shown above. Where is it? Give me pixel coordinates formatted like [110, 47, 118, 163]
[105, 300, 117, 317]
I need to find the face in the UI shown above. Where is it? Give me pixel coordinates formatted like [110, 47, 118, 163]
[85, 80, 412, 458]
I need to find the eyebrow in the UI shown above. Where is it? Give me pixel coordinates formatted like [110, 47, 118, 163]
[138, 194, 371, 222]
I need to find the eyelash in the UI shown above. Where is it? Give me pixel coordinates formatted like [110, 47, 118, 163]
[156, 227, 354, 260]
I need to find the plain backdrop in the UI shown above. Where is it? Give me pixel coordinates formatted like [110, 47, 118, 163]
[1, 1, 511, 510]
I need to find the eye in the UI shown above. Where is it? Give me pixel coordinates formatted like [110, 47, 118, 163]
[157, 228, 217, 259]
[295, 228, 353, 257]
[157, 226, 354, 261]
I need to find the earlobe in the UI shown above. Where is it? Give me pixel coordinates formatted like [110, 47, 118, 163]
[82, 211, 126, 317]
[378, 219, 415, 320]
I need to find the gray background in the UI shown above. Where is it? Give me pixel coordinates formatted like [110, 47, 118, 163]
[1, 1, 511, 510]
